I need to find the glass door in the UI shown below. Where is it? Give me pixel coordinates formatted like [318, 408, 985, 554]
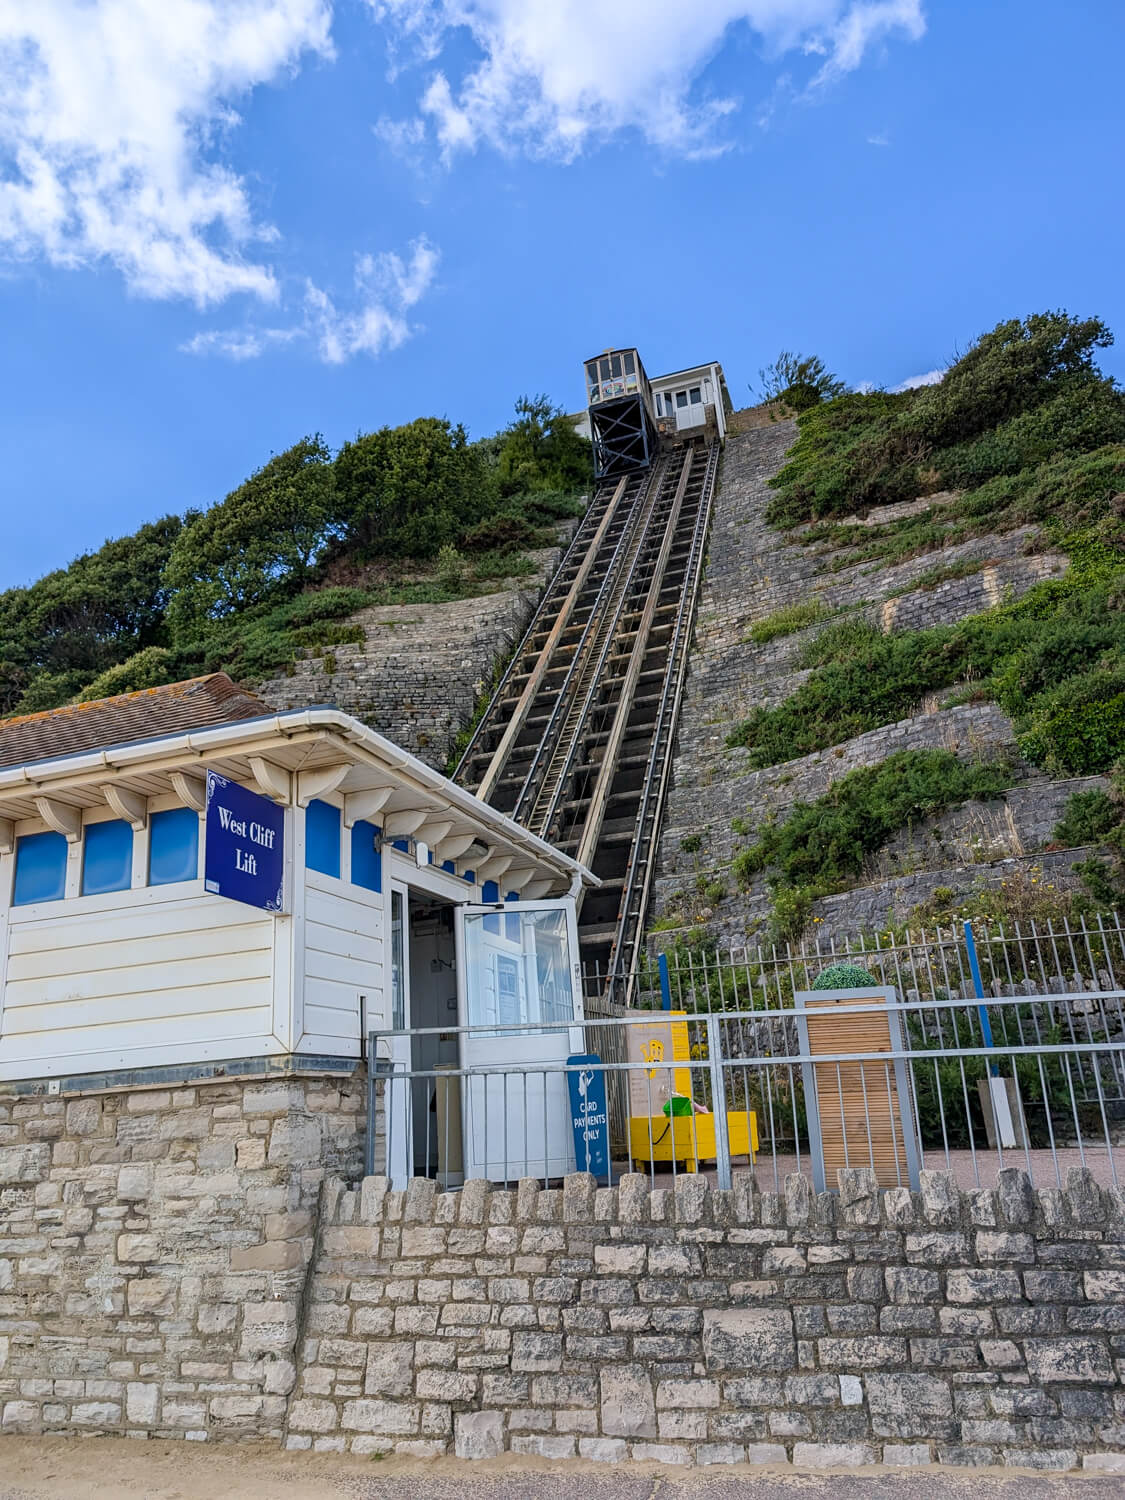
[455, 898, 584, 1182]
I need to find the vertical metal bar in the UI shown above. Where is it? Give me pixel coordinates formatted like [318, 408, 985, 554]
[658, 952, 672, 1011]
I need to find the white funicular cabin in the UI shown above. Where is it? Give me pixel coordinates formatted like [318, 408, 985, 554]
[0, 676, 596, 1186]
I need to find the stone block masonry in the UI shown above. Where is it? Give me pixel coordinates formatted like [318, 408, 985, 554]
[3, 1098, 1125, 1471]
[285, 1167, 1125, 1471]
[0, 1069, 365, 1442]
[256, 542, 567, 770]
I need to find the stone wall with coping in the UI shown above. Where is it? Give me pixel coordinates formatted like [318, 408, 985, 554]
[0, 1068, 366, 1441]
[285, 1167, 1125, 1473]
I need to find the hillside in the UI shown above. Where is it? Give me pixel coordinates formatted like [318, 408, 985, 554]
[0, 398, 591, 748]
[654, 311, 1125, 946]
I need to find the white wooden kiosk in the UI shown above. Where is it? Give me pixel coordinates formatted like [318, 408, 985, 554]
[0, 675, 596, 1187]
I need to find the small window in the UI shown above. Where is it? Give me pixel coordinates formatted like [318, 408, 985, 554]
[82, 819, 133, 896]
[676, 391, 688, 408]
[623, 351, 635, 376]
[306, 799, 341, 878]
[149, 807, 199, 886]
[690, 387, 702, 404]
[610, 354, 622, 379]
[351, 819, 381, 893]
[13, 830, 68, 906]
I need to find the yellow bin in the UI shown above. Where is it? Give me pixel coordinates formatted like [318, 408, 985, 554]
[629, 1110, 758, 1174]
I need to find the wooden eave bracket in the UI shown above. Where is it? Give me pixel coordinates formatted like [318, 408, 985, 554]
[34, 797, 82, 843]
[296, 765, 351, 808]
[474, 853, 514, 883]
[433, 831, 478, 862]
[342, 787, 394, 829]
[382, 808, 430, 839]
[104, 785, 148, 831]
[170, 771, 207, 813]
[0, 818, 13, 856]
[249, 756, 291, 805]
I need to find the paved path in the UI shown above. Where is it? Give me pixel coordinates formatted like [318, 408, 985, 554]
[0, 1441, 1120, 1500]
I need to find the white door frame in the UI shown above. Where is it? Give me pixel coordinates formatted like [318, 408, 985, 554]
[385, 880, 413, 1190]
[454, 896, 584, 1182]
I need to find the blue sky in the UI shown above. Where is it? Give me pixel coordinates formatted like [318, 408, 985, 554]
[1, 0, 1123, 589]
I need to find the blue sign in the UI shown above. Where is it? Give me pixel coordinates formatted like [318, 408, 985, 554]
[567, 1052, 610, 1181]
[204, 771, 285, 912]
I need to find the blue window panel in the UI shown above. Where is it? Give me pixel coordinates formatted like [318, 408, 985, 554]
[306, 799, 341, 878]
[82, 819, 133, 896]
[149, 807, 199, 886]
[462, 868, 474, 883]
[482, 880, 499, 904]
[351, 820, 382, 893]
[393, 838, 409, 853]
[13, 830, 68, 906]
[505, 890, 520, 944]
[442, 859, 455, 874]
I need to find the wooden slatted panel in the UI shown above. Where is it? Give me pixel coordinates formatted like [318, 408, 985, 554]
[805, 993, 912, 1188]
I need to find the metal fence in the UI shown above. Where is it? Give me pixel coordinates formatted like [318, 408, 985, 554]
[368, 983, 1125, 1196]
[585, 912, 1125, 1015]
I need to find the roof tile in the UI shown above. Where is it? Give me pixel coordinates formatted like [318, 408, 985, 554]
[0, 674, 270, 770]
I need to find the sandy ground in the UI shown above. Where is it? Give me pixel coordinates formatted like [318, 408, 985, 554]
[0, 1440, 1121, 1500]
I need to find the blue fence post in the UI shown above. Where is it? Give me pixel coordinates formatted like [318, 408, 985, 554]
[658, 952, 672, 1012]
[963, 919, 998, 1075]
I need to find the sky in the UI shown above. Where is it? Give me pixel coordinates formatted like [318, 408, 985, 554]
[0, 0, 1123, 589]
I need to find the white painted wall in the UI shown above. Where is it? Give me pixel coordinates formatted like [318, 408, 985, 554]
[0, 885, 278, 1079]
[300, 873, 383, 1057]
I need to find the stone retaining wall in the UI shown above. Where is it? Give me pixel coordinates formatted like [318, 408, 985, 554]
[256, 544, 566, 770]
[285, 1168, 1125, 1472]
[0, 1069, 366, 1441]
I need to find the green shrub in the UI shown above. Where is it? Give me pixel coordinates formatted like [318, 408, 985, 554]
[812, 963, 877, 989]
[1054, 789, 1120, 847]
[732, 750, 1012, 894]
[78, 647, 175, 701]
[747, 600, 829, 644]
[729, 573, 1125, 777]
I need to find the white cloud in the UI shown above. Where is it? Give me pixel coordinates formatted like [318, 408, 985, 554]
[369, 0, 926, 160]
[867, 131, 890, 146]
[893, 367, 945, 391]
[183, 236, 440, 363]
[0, 0, 333, 306]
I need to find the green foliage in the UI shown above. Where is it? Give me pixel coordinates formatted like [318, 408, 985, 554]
[334, 418, 488, 562]
[732, 750, 1011, 895]
[437, 544, 466, 592]
[0, 515, 184, 714]
[1054, 788, 1120, 847]
[812, 962, 877, 990]
[757, 352, 848, 412]
[680, 833, 702, 854]
[78, 647, 176, 701]
[767, 311, 1120, 527]
[494, 396, 592, 498]
[729, 573, 1125, 777]
[908, 1012, 1081, 1150]
[164, 437, 336, 635]
[747, 600, 829, 644]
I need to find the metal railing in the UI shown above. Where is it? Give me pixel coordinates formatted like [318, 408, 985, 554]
[367, 984, 1125, 1195]
[586, 913, 1125, 1014]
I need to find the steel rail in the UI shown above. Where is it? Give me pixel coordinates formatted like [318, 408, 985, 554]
[474, 473, 630, 802]
[452, 474, 624, 785]
[518, 449, 691, 839]
[606, 438, 720, 996]
[509, 455, 672, 828]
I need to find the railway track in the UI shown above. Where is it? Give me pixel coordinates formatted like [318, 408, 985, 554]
[454, 437, 719, 994]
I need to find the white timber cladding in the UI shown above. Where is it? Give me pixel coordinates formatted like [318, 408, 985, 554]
[0, 709, 594, 1084]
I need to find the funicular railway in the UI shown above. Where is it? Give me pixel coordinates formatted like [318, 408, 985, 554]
[455, 349, 722, 999]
